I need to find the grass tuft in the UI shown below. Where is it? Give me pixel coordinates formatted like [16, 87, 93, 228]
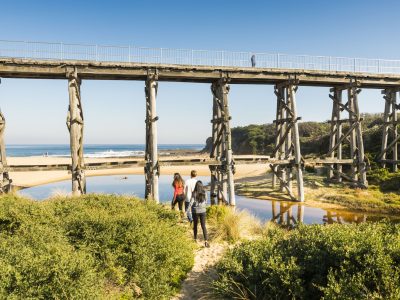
[207, 205, 262, 243]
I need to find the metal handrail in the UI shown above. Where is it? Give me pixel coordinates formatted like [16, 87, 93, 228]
[1, 39, 400, 75]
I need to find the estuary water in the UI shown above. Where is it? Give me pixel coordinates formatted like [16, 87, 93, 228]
[19, 174, 397, 225]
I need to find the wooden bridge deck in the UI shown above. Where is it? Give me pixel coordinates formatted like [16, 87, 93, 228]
[1, 58, 400, 88]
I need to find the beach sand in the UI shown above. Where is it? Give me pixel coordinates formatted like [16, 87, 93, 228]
[8, 155, 267, 188]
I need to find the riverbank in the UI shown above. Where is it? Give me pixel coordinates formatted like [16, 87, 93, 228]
[236, 172, 400, 216]
[8, 154, 267, 188]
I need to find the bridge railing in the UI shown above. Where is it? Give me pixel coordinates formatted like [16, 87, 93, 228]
[1, 39, 400, 74]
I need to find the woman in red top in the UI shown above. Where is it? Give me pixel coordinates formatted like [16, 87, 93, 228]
[171, 173, 185, 216]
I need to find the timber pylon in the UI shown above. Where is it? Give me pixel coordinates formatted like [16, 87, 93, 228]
[144, 72, 159, 202]
[0, 109, 12, 193]
[67, 68, 86, 195]
[209, 77, 236, 206]
[378, 88, 400, 172]
[326, 79, 368, 188]
[270, 79, 304, 202]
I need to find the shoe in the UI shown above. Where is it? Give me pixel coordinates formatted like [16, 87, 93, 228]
[204, 241, 210, 248]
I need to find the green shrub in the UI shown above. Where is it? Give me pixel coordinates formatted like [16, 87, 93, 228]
[214, 222, 400, 299]
[0, 195, 100, 299]
[48, 195, 194, 299]
[367, 168, 400, 192]
[0, 194, 194, 299]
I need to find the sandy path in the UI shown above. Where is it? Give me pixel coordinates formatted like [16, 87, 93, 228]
[172, 242, 227, 300]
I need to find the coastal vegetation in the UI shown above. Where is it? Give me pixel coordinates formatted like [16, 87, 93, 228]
[204, 113, 383, 157]
[213, 222, 400, 299]
[206, 205, 262, 242]
[0, 194, 194, 299]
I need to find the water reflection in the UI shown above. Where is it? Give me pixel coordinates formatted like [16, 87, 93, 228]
[19, 175, 398, 225]
[265, 200, 395, 226]
[270, 201, 304, 227]
[323, 211, 367, 224]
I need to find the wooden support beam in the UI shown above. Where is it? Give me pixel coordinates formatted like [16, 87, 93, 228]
[326, 121, 358, 156]
[313, 158, 354, 164]
[218, 78, 235, 205]
[388, 88, 398, 172]
[67, 69, 86, 195]
[210, 82, 224, 204]
[297, 204, 304, 223]
[0, 110, 12, 193]
[350, 83, 367, 186]
[327, 87, 342, 181]
[326, 81, 368, 188]
[269, 164, 296, 200]
[210, 79, 235, 206]
[271, 80, 304, 202]
[380, 159, 400, 164]
[288, 83, 304, 201]
[380, 88, 392, 168]
[326, 165, 361, 185]
[144, 73, 159, 202]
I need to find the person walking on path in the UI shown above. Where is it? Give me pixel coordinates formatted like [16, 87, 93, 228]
[187, 180, 209, 247]
[171, 173, 185, 217]
[184, 170, 198, 222]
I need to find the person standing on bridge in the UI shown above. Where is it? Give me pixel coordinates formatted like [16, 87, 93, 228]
[187, 180, 209, 247]
[251, 54, 256, 67]
[184, 170, 198, 223]
[171, 173, 185, 218]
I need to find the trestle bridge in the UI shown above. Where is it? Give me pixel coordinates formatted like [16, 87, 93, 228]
[1, 40, 400, 204]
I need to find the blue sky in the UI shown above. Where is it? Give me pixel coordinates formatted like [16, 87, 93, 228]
[0, 0, 398, 144]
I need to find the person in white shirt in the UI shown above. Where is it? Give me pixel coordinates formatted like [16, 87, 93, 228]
[184, 170, 198, 222]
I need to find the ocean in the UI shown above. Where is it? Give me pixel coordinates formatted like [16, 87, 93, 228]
[5, 144, 204, 158]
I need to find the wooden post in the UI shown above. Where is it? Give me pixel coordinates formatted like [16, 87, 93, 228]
[328, 87, 343, 182]
[297, 204, 304, 223]
[288, 83, 304, 201]
[351, 83, 367, 186]
[393, 91, 398, 172]
[270, 79, 304, 202]
[0, 110, 12, 193]
[67, 69, 86, 195]
[272, 86, 286, 191]
[144, 73, 159, 202]
[381, 89, 391, 169]
[336, 91, 343, 182]
[210, 84, 223, 204]
[329, 90, 338, 180]
[210, 86, 221, 205]
[379, 88, 399, 172]
[348, 86, 358, 183]
[218, 78, 235, 206]
[209, 167, 217, 205]
[210, 78, 235, 206]
[221, 79, 236, 206]
[326, 81, 367, 188]
[271, 200, 277, 220]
